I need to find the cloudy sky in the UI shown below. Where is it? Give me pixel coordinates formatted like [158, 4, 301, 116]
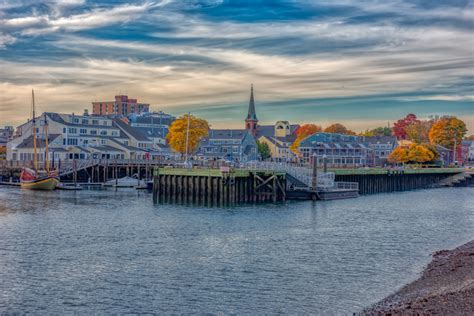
[0, 0, 473, 132]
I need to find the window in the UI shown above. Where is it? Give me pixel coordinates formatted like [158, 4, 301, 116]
[92, 120, 99, 125]
[103, 121, 108, 126]
[63, 127, 66, 133]
[100, 130, 107, 136]
[68, 128, 77, 134]
[101, 139, 106, 145]
[111, 131, 118, 136]
[80, 128, 87, 134]
[67, 138, 78, 145]
[63, 139, 66, 145]
[73, 118, 79, 123]
[82, 119, 88, 125]
[83, 139, 88, 145]
[90, 130, 97, 135]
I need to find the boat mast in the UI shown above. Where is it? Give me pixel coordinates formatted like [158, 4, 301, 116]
[44, 113, 50, 173]
[32, 89, 38, 171]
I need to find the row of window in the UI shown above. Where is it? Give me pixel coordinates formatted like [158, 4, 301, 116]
[72, 118, 110, 126]
[62, 138, 107, 146]
[63, 127, 118, 136]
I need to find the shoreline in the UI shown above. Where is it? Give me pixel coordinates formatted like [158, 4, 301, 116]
[362, 240, 474, 315]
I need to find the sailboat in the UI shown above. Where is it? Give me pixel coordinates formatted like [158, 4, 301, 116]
[20, 90, 60, 190]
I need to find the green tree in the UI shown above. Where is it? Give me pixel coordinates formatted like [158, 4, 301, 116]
[360, 127, 392, 137]
[256, 141, 271, 160]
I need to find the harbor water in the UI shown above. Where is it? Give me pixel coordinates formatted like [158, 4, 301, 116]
[0, 187, 473, 314]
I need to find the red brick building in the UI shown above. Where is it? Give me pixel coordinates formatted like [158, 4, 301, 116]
[92, 95, 150, 116]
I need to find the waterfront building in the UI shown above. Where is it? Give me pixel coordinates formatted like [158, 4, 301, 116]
[196, 129, 258, 162]
[465, 140, 474, 163]
[7, 111, 174, 162]
[298, 133, 397, 167]
[364, 135, 398, 166]
[92, 95, 150, 116]
[128, 111, 175, 145]
[257, 121, 300, 161]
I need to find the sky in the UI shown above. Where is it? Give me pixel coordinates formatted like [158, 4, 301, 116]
[0, 0, 473, 133]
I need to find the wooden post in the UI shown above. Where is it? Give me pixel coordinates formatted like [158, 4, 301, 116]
[153, 168, 159, 204]
[312, 153, 318, 191]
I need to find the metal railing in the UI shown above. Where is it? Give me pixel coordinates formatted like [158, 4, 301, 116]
[242, 161, 336, 189]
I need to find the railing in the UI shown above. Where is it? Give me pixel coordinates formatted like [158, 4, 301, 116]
[242, 161, 336, 189]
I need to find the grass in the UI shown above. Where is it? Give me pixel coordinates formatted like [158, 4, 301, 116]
[155, 167, 463, 177]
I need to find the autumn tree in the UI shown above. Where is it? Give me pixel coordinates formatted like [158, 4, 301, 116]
[388, 147, 409, 164]
[324, 123, 356, 135]
[407, 144, 435, 164]
[0, 146, 6, 160]
[428, 116, 467, 149]
[360, 127, 392, 137]
[393, 113, 419, 140]
[405, 120, 433, 143]
[256, 140, 271, 160]
[166, 114, 209, 155]
[290, 124, 322, 155]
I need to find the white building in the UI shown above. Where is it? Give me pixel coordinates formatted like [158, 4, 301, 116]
[7, 111, 173, 162]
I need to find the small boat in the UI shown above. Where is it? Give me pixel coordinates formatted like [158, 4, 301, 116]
[103, 176, 146, 188]
[20, 90, 60, 191]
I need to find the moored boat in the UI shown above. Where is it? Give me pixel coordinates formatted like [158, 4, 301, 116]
[20, 168, 59, 190]
[20, 90, 60, 191]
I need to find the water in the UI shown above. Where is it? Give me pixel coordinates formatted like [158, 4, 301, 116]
[0, 187, 473, 314]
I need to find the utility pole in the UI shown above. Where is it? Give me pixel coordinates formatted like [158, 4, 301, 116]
[184, 112, 191, 166]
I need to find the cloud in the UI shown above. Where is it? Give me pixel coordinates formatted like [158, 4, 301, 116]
[0, 0, 473, 132]
[0, 1, 165, 35]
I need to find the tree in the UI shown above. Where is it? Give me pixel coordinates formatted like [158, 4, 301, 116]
[290, 124, 322, 155]
[256, 141, 271, 160]
[393, 113, 419, 140]
[405, 120, 433, 143]
[324, 123, 356, 135]
[429, 116, 467, 149]
[0, 146, 6, 160]
[360, 127, 392, 137]
[388, 147, 409, 164]
[407, 144, 435, 164]
[166, 114, 209, 155]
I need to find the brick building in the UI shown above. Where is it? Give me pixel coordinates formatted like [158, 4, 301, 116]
[92, 95, 150, 116]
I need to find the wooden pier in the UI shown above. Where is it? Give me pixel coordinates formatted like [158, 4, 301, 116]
[152, 168, 287, 205]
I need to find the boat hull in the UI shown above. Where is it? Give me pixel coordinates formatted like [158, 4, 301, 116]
[20, 177, 60, 190]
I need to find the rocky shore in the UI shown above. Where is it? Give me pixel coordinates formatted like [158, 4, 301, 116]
[363, 240, 474, 315]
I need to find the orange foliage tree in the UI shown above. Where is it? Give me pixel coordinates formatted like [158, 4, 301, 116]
[407, 144, 435, 164]
[290, 124, 322, 155]
[166, 114, 209, 155]
[388, 147, 409, 164]
[324, 123, 356, 135]
[388, 144, 437, 164]
[429, 116, 467, 149]
[405, 120, 433, 143]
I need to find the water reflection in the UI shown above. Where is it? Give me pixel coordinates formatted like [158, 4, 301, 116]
[0, 187, 472, 314]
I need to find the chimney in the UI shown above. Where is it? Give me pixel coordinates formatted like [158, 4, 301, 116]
[84, 109, 89, 116]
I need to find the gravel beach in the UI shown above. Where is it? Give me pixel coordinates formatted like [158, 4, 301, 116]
[363, 240, 474, 315]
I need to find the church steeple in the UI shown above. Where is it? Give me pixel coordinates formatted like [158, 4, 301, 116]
[245, 84, 258, 136]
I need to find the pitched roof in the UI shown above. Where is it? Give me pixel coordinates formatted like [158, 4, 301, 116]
[15, 134, 61, 149]
[113, 119, 151, 141]
[256, 124, 300, 138]
[246, 84, 257, 121]
[207, 129, 249, 140]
